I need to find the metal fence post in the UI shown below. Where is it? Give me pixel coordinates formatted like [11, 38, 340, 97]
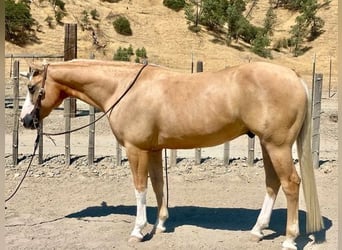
[223, 142, 230, 165]
[194, 61, 203, 165]
[88, 53, 95, 165]
[170, 149, 177, 167]
[247, 136, 255, 167]
[312, 73, 323, 168]
[12, 60, 19, 165]
[64, 23, 77, 165]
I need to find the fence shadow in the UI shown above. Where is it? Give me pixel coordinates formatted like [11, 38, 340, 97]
[65, 202, 331, 249]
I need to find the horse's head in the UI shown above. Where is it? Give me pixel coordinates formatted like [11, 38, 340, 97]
[20, 62, 62, 129]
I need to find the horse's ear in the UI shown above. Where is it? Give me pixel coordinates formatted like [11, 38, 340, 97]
[20, 71, 30, 79]
[28, 62, 44, 74]
[26, 60, 49, 78]
[42, 59, 48, 65]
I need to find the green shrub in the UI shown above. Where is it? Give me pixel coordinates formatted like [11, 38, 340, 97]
[237, 17, 263, 43]
[5, 0, 36, 44]
[251, 32, 272, 58]
[113, 45, 148, 63]
[47, 0, 66, 24]
[135, 47, 147, 58]
[135, 47, 148, 63]
[163, 0, 185, 11]
[54, 0, 65, 11]
[90, 9, 100, 20]
[81, 10, 89, 23]
[55, 9, 66, 24]
[113, 45, 134, 61]
[113, 16, 132, 35]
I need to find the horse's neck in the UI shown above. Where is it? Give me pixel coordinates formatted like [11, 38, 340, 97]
[50, 63, 136, 111]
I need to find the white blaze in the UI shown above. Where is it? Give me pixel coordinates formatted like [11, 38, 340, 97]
[20, 91, 34, 120]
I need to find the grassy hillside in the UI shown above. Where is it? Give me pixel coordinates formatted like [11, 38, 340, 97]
[4, 0, 338, 84]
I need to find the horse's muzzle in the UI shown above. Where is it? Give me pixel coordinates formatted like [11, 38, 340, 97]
[21, 114, 38, 129]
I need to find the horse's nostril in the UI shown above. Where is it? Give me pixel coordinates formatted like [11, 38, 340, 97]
[22, 115, 35, 129]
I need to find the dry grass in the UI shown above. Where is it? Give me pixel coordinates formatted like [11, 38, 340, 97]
[4, 0, 338, 86]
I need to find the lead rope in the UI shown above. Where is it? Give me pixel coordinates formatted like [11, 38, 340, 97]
[164, 149, 169, 208]
[5, 130, 40, 203]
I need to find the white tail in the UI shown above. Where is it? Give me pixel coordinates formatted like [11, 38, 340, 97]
[296, 80, 324, 233]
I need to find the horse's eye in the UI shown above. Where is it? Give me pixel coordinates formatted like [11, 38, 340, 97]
[32, 69, 40, 77]
[28, 84, 35, 94]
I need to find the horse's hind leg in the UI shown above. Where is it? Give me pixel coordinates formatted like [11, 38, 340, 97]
[251, 144, 281, 241]
[262, 143, 301, 250]
[148, 150, 169, 234]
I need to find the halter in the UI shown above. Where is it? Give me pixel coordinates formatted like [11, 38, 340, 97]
[31, 63, 49, 129]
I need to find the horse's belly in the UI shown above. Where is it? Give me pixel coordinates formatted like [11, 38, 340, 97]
[158, 121, 247, 149]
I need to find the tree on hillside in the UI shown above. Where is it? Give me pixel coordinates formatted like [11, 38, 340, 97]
[49, 0, 67, 24]
[226, 0, 246, 43]
[250, 4, 276, 59]
[264, 7, 277, 36]
[49, 0, 66, 11]
[200, 0, 227, 31]
[290, 14, 307, 56]
[184, 0, 202, 32]
[251, 31, 272, 58]
[300, 0, 325, 40]
[5, 0, 37, 45]
[289, 0, 326, 56]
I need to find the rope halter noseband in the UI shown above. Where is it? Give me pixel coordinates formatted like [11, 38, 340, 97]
[31, 63, 49, 129]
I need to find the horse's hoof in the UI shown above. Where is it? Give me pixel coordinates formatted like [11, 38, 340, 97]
[128, 236, 143, 243]
[155, 227, 166, 234]
[282, 247, 297, 250]
[282, 240, 297, 250]
[250, 234, 262, 242]
[250, 231, 263, 242]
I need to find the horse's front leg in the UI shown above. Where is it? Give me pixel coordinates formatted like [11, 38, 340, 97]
[127, 147, 149, 242]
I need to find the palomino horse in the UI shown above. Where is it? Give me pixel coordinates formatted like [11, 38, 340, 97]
[20, 59, 324, 249]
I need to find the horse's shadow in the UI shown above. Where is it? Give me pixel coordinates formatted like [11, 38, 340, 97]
[65, 202, 331, 249]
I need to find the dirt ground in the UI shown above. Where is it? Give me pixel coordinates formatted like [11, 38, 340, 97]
[4, 92, 338, 250]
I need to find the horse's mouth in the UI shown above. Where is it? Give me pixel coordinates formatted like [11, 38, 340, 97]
[21, 115, 38, 130]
